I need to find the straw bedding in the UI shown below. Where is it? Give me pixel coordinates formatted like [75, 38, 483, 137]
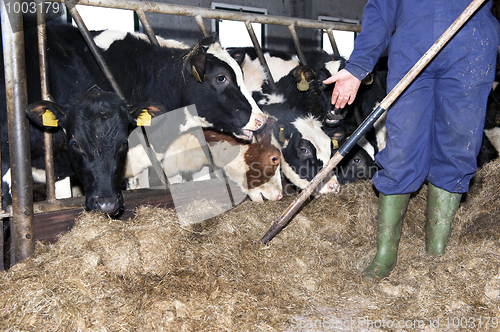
[1, 158, 500, 331]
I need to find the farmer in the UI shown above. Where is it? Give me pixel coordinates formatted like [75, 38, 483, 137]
[324, 0, 500, 281]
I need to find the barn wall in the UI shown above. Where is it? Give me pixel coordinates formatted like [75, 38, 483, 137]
[142, 0, 367, 51]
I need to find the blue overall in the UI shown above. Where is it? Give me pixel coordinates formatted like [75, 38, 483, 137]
[344, 0, 500, 195]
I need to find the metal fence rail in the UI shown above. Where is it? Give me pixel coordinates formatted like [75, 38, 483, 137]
[1, 0, 361, 266]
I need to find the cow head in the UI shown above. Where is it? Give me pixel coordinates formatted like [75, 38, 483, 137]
[25, 90, 165, 216]
[203, 120, 283, 203]
[183, 36, 266, 141]
[244, 117, 283, 202]
[335, 144, 378, 185]
[271, 114, 339, 195]
[269, 65, 327, 120]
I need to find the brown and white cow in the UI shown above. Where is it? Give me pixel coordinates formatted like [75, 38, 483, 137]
[125, 117, 283, 203]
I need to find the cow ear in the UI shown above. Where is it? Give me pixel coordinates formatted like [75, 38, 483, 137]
[198, 33, 218, 47]
[273, 121, 291, 146]
[190, 50, 207, 83]
[292, 66, 315, 92]
[129, 102, 166, 127]
[189, 39, 211, 83]
[25, 100, 65, 128]
[228, 48, 246, 66]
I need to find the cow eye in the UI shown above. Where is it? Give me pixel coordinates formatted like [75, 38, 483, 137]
[299, 147, 311, 155]
[353, 158, 361, 163]
[70, 139, 80, 149]
[122, 139, 129, 148]
[69, 138, 85, 155]
[272, 156, 278, 163]
[216, 75, 228, 84]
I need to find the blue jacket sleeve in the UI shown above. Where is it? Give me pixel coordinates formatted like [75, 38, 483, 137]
[344, 0, 398, 81]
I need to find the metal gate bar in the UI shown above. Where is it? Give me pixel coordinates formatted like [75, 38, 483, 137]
[1, 0, 35, 264]
[37, 0, 57, 203]
[57, 0, 360, 32]
[288, 24, 307, 65]
[326, 29, 341, 56]
[195, 15, 209, 38]
[65, 0, 126, 99]
[244, 21, 278, 92]
[136, 8, 159, 45]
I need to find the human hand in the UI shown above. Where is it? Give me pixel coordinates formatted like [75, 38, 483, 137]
[323, 69, 361, 109]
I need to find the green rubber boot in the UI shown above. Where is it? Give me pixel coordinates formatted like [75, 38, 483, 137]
[425, 183, 461, 256]
[362, 193, 411, 281]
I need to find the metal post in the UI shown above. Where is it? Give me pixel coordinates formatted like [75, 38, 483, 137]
[65, 0, 125, 99]
[136, 8, 159, 46]
[55, 0, 361, 33]
[37, 0, 56, 203]
[195, 15, 209, 38]
[1, 0, 35, 263]
[288, 24, 307, 65]
[325, 28, 340, 57]
[244, 21, 277, 93]
[0, 219, 3, 270]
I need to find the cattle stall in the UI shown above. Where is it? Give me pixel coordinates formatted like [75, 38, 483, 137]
[2, 2, 500, 330]
[0, 0, 361, 269]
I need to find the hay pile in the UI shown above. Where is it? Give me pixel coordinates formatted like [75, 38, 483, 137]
[1, 158, 500, 331]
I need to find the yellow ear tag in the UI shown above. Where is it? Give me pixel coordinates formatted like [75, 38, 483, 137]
[331, 138, 339, 150]
[361, 74, 374, 85]
[279, 126, 286, 143]
[297, 73, 309, 92]
[137, 110, 151, 126]
[42, 109, 58, 127]
[192, 65, 204, 83]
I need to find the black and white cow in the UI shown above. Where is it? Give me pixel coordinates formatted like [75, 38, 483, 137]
[2, 19, 122, 213]
[335, 142, 378, 185]
[479, 79, 500, 166]
[2, 89, 163, 215]
[259, 103, 340, 194]
[301, 49, 351, 127]
[351, 57, 389, 154]
[227, 48, 340, 194]
[233, 47, 352, 130]
[228, 48, 327, 120]
[91, 30, 266, 141]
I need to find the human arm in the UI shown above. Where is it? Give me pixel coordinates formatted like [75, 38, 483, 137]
[323, 0, 398, 108]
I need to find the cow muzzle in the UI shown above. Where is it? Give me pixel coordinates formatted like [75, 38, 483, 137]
[325, 107, 347, 125]
[237, 115, 268, 141]
[243, 112, 267, 131]
[89, 193, 124, 217]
